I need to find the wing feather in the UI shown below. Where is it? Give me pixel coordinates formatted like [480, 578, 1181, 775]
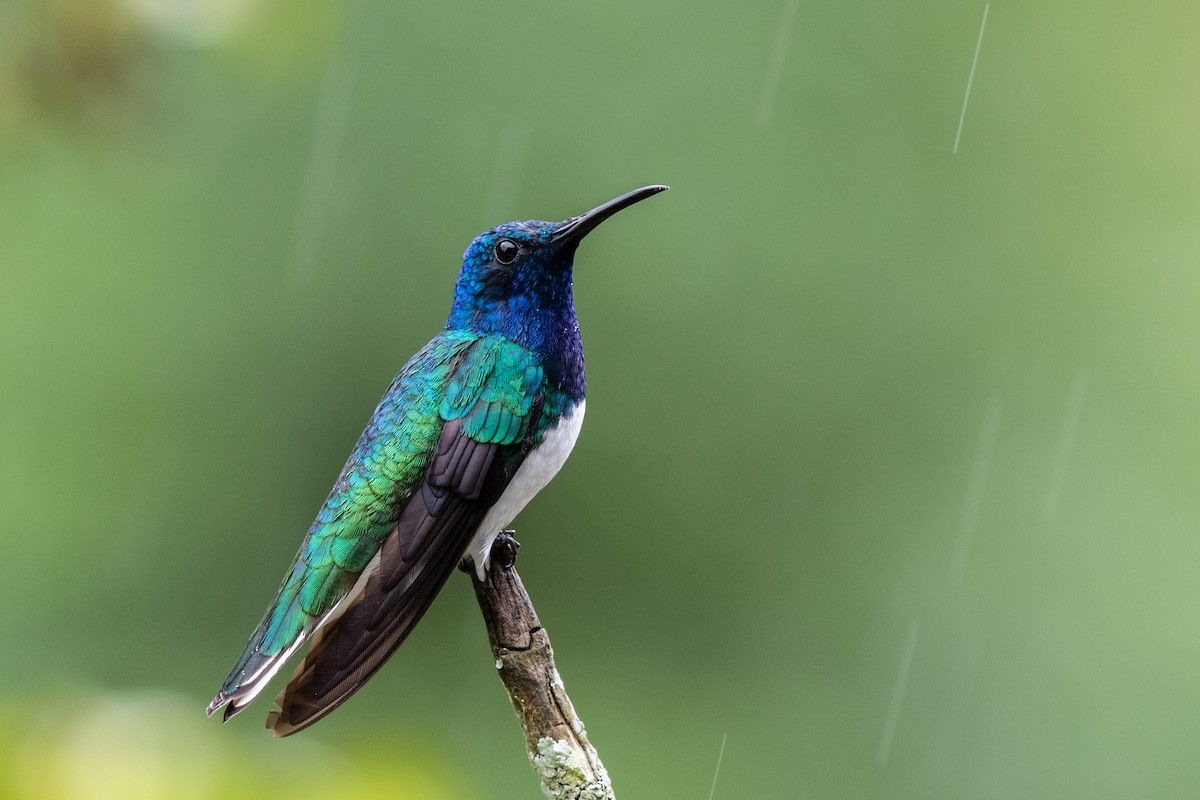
[266, 420, 513, 736]
[263, 338, 543, 735]
[206, 333, 479, 721]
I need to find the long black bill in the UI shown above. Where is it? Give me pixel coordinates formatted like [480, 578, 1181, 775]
[551, 184, 669, 247]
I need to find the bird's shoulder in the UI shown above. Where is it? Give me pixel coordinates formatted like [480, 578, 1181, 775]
[311, 331, 544, 543]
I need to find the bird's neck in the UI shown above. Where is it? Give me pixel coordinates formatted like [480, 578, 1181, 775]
[447, 296, 585, 402]
[539, 306, 586, 403]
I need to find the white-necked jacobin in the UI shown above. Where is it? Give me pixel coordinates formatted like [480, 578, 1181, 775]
[207, 185, 667, 736]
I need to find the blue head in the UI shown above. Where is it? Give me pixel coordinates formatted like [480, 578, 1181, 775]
[446, 186, 667, 360]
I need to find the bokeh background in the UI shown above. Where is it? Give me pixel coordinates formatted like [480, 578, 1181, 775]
[3, 0, 1200, 797]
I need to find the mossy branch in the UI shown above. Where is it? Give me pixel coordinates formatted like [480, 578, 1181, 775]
[470, 533, 614, 800]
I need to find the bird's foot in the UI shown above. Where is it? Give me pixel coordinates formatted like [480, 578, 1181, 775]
[458, 530, 521, 574]
[492, 530, 520, 570]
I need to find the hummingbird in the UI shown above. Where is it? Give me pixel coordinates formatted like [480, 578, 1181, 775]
[207, 184, 667, 736]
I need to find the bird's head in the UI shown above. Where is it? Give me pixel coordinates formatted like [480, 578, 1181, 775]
[446, 185, 667, 344]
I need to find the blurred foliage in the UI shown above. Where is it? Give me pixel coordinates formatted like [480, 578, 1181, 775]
[2, 690, 465, 799]
[3, 0, 1200, 798]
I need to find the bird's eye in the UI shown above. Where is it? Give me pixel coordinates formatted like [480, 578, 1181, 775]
[494, 238, 520, 265]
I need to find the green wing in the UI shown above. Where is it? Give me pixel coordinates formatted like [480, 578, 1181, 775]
[208, 332, 546, 733]
[442, 336, 543, 444]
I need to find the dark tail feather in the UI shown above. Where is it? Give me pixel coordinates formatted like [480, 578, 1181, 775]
[266, 503, 483, 737]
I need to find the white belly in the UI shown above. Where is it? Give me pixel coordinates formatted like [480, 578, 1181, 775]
[467, 400, 586, 580]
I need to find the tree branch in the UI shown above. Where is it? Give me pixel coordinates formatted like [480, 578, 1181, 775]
[469, 533, 615, 800]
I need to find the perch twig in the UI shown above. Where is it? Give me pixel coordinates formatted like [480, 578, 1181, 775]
[469, 532, 615, 800]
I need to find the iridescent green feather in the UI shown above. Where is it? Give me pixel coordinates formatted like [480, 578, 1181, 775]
[221, 331, 547, 687]
[441, 336, 542, 445]
[236, 330, 481, 664]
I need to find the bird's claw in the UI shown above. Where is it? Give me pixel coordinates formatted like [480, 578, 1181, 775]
[492, 530, 520, 570]
[458, 530, 521, 574]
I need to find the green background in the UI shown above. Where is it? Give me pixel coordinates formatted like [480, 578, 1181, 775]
[3, 0, 1199, 797]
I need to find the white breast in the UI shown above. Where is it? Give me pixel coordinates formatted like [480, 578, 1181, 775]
[467, 400, 586, 580]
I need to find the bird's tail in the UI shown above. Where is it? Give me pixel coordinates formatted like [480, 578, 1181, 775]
[206, 557, 355, 722]
[266, 504, 481, 736]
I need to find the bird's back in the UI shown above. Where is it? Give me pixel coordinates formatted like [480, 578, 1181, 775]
[208, 330, 480, 720]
